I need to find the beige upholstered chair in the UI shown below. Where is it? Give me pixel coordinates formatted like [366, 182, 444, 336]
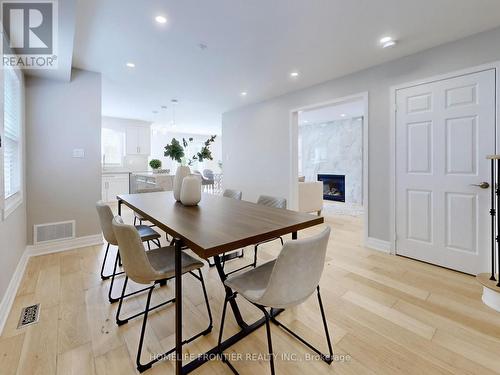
[222, 188, 242, 200]
[252, 195, 287, 267]
[218, 227, 333, 374]
[96, 201, 162, 303]
[298, 181, 323, 216]
[112, 216, 213, 372]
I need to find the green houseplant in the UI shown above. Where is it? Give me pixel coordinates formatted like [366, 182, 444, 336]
[164, 135, 217, 202]
[149, 159, 162, 171]
[163, 135, 217, 166]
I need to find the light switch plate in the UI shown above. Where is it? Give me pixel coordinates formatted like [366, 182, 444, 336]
[72, 149, 85, 158]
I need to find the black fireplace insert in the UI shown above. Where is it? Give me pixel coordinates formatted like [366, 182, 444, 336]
[317, 174, 345, 202]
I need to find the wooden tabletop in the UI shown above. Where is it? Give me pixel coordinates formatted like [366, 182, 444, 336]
[117, 191, 324, 258]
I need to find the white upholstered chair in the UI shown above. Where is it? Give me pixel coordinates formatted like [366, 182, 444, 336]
[112, 216, 213, 372]
[95, 201, 162, 303]
[218, 227, 333, 374]
[298, 181, 323, 216]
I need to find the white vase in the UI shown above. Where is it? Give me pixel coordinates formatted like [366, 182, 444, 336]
[173, 165, 191, 201]
[180, 175, 202, 206]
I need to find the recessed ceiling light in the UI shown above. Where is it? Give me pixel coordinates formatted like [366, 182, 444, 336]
[171, 99, 178, 104]
[126, 62, 135, 68]
[340, 114, 346, 117]
[290, 72, 299, 78]
[155, 15, 167, 24]
[161, 105, 167, 109]
[303, 120, 309, 124]
[379, 36, 397, 48]
[240, 92, 247, 96]
[152, 110, 158, 114]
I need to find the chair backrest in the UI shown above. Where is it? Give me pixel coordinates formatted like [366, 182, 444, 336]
[203, 169, 214, 180]
[257, 195, 287, 209]
[258, 227, 330, 308]
[223, 189, 242, 200]
[96, 201, 118, 245]
[111, 216, 161, 284]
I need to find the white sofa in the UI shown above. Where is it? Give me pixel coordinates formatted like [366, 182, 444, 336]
[298, 181, 323, 215]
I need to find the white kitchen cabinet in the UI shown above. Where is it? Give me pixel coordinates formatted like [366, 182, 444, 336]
[102, 174, 129, 202]
[126, 126, 151, 155]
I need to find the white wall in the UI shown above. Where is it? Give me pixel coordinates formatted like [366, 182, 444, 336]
[223, 26, 500, 242]
[102, 116, 151, 172]
[150, 129, 222, 174]
[26, 69, 102, 243]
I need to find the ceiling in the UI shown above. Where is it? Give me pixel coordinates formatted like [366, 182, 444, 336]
[73, 0, 500, 134]
[299, 100, 364, 125]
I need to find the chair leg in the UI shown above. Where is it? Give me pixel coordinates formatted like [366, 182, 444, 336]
[317, 286, 333, 362]
[136, 286, 155, 373]
[116, 276, 129, 325]
[279, 237, 284, 246]
[253, 245, 258, 267]
[268, 287, 334, 365]
[108, 250, 121, 303]
[147, 240, 151, 251]
[100, 243, 111, 280]
[257, 306, 276, 375]
[134, 216, 137, 226]
[198, 270, 213, 332]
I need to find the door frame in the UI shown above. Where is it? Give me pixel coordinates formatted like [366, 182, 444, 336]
[389, 62, 500, 257]
[289, 91, 369, 245]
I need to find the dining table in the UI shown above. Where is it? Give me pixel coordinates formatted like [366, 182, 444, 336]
[117, 191, 324, 374]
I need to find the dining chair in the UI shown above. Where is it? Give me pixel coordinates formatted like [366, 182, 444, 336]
[222, 188, 242, 200]
[112, 216, 213, 373]
[96, 201, 162, 303]
[207, 189, 244, 269]
[252, 195, 287, 267]
[217, 227, 333, 374]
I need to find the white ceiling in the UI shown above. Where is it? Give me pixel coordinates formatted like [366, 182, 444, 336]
[73, 0, 500, 134]
[299, 100, 364, 125]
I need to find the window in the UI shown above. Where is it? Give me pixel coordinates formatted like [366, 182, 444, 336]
[4, 67, 21, 200]
[101, 128, 125, 166]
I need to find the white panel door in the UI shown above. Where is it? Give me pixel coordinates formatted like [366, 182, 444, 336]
[395, 69, 496, 274]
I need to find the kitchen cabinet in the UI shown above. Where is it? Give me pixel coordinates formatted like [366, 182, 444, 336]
[102, 174, 129, 202]
[126, 126, 151, 155]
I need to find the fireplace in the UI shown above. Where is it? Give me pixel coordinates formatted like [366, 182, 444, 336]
[318, 174, 345, 202]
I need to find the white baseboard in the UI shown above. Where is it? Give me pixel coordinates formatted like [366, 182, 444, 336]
[26, 233, 103, 257]
[0, 250, 29, 335]
[365, 237, 391, 253]
[0, 233, 103, 334]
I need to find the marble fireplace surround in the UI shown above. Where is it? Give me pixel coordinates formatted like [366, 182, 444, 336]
[299, 117, 363, 204]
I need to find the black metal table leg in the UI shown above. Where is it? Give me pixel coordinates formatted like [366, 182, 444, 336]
[214, 255, 248, 329]
[292, 231, 297, 240]
[118, 199, 122, 215]
[175, 238, 184, 375]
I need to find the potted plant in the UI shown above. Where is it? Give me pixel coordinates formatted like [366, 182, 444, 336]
[149, 159, 162, 173]
[164, 135, 217, 202]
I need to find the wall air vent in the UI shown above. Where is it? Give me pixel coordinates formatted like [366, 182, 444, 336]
[33, 220, 75, 244]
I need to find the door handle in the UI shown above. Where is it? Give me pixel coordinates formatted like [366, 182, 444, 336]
[470, 182, 490, 189]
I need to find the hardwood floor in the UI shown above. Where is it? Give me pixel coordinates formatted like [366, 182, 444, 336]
[1, 206, 500, 374]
